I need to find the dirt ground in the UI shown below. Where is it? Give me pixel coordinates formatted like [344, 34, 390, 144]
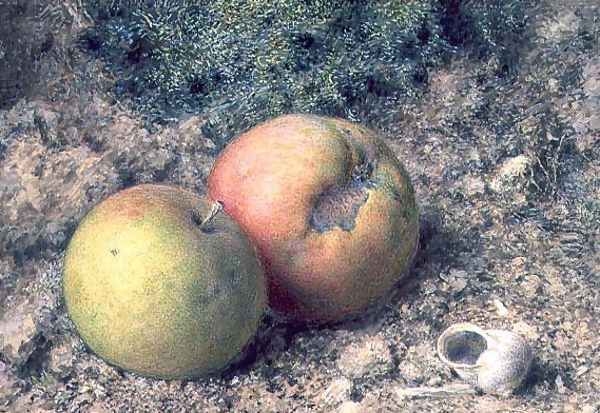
[1, 0, 599, 412]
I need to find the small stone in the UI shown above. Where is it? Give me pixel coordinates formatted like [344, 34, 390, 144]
[589, 115, 600, 130]
[426, 375, 443, 387]
[581, 404, 599, 413]
[462, 175, 485, 196]
[513, 321, 539, 341]
[336, 335, 392, 379]
[0, 299, 39, 366]
[320, 377, 352, 407]
[447, 269, 468, 294]
[492, 299, 509, 317]
[499, 155, 530, 178]
[397, 359, 425, 383]
[0, 361, 19, 402]
[47, 341, 74, 379]
[537, 10, 579, 42]
[555, 374, 566, 394]
[337, 401, 362, 413]
[489, 155, 531, 195]
[398, 342, 432, 383]
[583, 60, 600, 101]
[521, 274, 542, 299]
[177, 115, 217, 152]
[87, 401, 111, 413]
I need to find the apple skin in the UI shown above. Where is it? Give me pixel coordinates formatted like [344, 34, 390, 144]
[63, 184, 266, 379]
[207, 114, 419, 323]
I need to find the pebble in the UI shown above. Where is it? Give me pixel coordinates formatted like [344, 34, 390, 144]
[337, 401, 362, 413]
[47, 341, 74, 379]
[0, 361, 18, 401]
[0, 299, 39, 366]
[336, 335, 393, 379]
[489, 155, 530, 195]
[320, 377, 352, 406]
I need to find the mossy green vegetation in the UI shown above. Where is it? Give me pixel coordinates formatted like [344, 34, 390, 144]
[84, 0, 531, 145]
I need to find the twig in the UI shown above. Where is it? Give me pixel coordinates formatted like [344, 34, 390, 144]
[395, 384, 477, 400]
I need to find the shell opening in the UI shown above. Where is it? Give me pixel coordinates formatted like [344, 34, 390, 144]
[442, 330, 487, 366]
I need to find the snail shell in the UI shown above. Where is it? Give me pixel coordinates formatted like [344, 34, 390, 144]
[436, 323, 533, 395]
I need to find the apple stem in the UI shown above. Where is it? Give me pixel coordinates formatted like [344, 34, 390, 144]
[199, 200, 224, 230]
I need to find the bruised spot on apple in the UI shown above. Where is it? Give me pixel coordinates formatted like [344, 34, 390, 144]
[208, 114, 419, 323]
[309, 152, 377, 233]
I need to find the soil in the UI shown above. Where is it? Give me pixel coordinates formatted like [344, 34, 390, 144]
[1, 0, 599, 412]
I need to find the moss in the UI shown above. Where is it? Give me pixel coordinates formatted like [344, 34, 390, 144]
[439, 0, 531, 72]
[83, 0, 532, 145]
[0, 1, 45, 109]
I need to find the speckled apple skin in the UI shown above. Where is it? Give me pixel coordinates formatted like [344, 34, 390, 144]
[208, 114, 419, 323]
[63, 184, 266, 379]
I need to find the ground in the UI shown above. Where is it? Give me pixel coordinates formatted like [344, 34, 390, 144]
[0, 0, 599, 412]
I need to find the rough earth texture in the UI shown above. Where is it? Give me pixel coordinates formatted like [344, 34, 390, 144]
[1, 0, 599, 412]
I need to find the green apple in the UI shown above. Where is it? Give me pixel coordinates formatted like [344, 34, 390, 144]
[63, 184, 266, 379]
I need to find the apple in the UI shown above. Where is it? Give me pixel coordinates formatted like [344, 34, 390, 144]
[207, 114, 419, 323]
[62, 184, 266, 378]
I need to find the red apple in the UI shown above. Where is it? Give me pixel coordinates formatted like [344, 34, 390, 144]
[208, 114, 419, 323]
